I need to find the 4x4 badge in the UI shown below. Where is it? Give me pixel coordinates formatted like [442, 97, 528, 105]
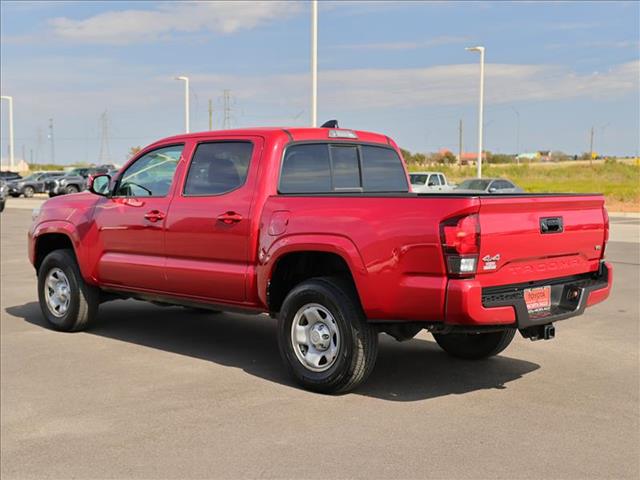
[482, 254, 500, 271]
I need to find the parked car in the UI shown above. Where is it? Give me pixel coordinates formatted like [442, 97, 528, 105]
[409, 171, 454, 192]
[28, 126, 611, 394]
[0, 171, 22, 182]
[455, 178, 524, 194]
[7, 171, 66, 198]
[45, 167, 110, 197]
[0, 179, 7, 212]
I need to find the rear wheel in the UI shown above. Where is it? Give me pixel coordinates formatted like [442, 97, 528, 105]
[38, 249, 99, 331]
[433, 329, 516, 359]
[277, 277, 378, 394]
[23, 186, 35, 198]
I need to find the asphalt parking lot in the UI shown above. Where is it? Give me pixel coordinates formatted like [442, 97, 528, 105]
[1, 199, 639, 479]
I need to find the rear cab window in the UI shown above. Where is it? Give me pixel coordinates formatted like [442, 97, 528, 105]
[279, 143, 408, 194]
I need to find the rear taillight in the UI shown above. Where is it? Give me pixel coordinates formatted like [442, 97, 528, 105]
[440, 214, 480, 277]
[602, 207, 609, 256]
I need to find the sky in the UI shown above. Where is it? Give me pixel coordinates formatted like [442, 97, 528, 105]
[1, 0, 639, 166]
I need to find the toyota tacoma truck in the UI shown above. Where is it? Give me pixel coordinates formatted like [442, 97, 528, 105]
[28, 126, 612, 393]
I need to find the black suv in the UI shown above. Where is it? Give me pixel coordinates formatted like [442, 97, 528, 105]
[7, 171, 65, 198]
[45, 167, 110, 197]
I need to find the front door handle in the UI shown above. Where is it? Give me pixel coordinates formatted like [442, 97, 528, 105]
[217, 211, 243, 225]
[144, 210, 166, 222]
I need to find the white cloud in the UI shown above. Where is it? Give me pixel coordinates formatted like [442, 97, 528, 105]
[47, 1, 302, 45]
[333, 36, 469, 51]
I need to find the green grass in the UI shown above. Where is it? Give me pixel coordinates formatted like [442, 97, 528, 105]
[408, 161, 640, 207]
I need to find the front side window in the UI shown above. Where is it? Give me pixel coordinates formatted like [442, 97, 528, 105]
[116, 145, 183, 197]
[427, 175, 439, 186]
[184, 142, 253, 195]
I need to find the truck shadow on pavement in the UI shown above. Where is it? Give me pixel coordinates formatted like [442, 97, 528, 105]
[8, 300, 540, 402]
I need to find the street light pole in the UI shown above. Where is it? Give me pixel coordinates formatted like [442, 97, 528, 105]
[1, 95, 14, 169]
[310, 0, 318, 127]
[176, 76, 190, 133]
[466, 46, 485, 178]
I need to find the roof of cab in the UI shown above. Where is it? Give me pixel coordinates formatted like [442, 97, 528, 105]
[149, 127, 395, 148]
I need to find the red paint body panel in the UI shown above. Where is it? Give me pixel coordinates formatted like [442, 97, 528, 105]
[28, 127, 612, 328]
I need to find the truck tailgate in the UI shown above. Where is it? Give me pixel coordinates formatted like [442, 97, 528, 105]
[477, 195, 606, 287]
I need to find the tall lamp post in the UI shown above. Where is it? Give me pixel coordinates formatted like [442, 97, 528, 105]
[1, 95, 14, 169]
[466, 46, 485, 178]
[176, 76, 190, 133]
[310, 0, 318, 127]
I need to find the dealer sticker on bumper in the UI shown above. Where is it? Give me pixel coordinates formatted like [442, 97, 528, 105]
[524, 286, 551, 313]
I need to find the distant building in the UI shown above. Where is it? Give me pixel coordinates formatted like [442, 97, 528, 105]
[0, 158, 29, 172]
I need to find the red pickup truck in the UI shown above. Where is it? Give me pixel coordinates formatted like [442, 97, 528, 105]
[29, 126, 612, 393]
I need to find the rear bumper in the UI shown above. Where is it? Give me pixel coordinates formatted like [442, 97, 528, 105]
[445, 261, 612, 327]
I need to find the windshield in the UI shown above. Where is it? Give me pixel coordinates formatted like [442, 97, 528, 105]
[409, 174, 428, 185]
[456, 179, 491, 190]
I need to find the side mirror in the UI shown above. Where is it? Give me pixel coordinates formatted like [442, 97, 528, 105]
[488, 187, 497, 193]
[88, 174, 111, 196]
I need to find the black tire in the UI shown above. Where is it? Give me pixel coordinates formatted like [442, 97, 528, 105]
[278, 277, 378, 394]
[0, 200, 5, 212]
[37, 249, 100, 332]
[433, 329, 516, 360]
[48, 192, 58, 198]
[10, 193, 20, 198]
[23, 186, 35, 198]
[65, 185, 80, 194]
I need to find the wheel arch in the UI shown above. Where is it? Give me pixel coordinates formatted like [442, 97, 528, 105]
[262, 237, 367, 314]
[32, 222, 87, 278]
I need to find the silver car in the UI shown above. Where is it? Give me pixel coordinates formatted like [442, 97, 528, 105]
[454, 178, 523, 194]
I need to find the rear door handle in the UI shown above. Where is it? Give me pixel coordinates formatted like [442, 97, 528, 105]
[144, 210, 165, 222]
[217, 211, 243, 225]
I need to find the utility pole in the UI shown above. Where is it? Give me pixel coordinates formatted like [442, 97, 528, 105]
[99, 111, 111, 164]
[466, 46, 485, 178]
[310, 0, 318, 127]
[175, 76, 190, 133]
[208, 98, 213, 130]
[458, 119, 463, 165]
[0, 95, 14, 169]
[589, 126, 594, 166]
[223, 90, 232, 129]
[48, 118, 55, 165]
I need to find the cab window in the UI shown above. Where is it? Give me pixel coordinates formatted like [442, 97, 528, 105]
[116, 145, 183, 197]
[184, 142, 253, 196]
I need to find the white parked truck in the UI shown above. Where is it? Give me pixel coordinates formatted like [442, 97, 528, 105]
[409, 172, 454, 193]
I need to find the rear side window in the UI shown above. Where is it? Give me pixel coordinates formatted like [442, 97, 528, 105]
[279, 143, 408, 194]
[184, 142, 253, 195]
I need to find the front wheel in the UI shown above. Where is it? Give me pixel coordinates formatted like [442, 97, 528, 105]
[433, 329, 516, 360]
[23, 186, 35, 198]
[277, 277, 378, 394]
[38, 249, 100, 331]
[65, 185, 80, 194]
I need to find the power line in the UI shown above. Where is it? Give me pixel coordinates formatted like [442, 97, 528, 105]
[48, 118, 55, 164]
[223, 89, 232, 129]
